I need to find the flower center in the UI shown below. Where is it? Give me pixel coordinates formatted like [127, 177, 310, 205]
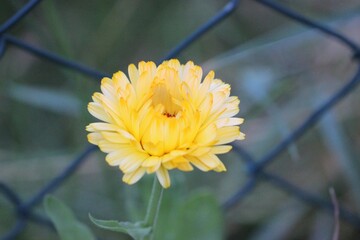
[152, 82, 182, 118]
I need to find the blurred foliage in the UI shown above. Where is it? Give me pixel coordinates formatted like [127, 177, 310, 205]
[44, 195, 96, 240]
[1, 0, 360, 239]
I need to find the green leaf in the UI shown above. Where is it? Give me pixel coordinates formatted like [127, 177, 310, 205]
[8, 84, 81, 116]
[44, 195, 95, 240]
[89, 214, 152, 240]
[175, 190, 224, 240]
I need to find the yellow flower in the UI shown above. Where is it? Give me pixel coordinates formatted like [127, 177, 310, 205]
[86, 59, 244, 188]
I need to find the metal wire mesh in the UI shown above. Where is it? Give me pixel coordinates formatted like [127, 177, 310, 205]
[1, 0, 360, 239]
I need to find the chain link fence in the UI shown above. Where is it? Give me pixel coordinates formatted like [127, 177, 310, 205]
[1, 0, 360, 239]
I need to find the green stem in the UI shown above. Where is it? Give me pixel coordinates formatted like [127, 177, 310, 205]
[143, 177, 164, 240]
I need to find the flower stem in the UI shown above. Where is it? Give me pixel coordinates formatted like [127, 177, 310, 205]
[143, 176, 164, 240]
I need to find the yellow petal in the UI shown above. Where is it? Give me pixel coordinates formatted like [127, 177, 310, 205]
[119, 151, 149, 173]
[87, 133, 103, 145]
[136, 72, 153, 105]
[163, 118, 179, 153]
[210, 92, 227, 113]
[216, 117, 244, 128]
[215, 126, 242, 145]
[219, 97, 240, 118]
[100, 95, 121, 118]
[122, 167, 146, 185]
[172, 156, 193, 172]
[156, 166, 170, 188]
[163, 161, 176, 170]
[128, 64, 139, 85]
[142, 141, 164, 157]
[142, 156, 162, 168]
[176, 161, 193, 172]
[197, 93, 213, 123]
[113, 71, 130, 87]
[210, 145, 232, 154]
[138, 101, 155, 139]
[88, 102, 111, 122]
[214, 161, 226, 172]
[105, 146, 136, 166]
[183, 64, 202, 92]
[146, 165, 161, 174]
[86, 122, 118, 132]
[198, 153, 223, 169]
[186, 155, 211, 172]
[138, 61, 156, 78]
[98, 140, 127, 153]
[100, 78, 117, 102]
[101, 131, 134, 144]
[194, 123, 217, 146]
[196, 71, 214, 104]
[91, 92, 103, 104]
[189, 147, 211, 157]
[162, 149, 188, 162]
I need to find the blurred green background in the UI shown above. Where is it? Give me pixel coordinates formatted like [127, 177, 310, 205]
[1, 0, 360, 239]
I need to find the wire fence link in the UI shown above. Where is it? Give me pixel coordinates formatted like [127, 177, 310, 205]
[1, 0, 360, 239]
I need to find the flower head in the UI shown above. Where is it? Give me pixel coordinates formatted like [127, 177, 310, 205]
[87, 59, 244, 188]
